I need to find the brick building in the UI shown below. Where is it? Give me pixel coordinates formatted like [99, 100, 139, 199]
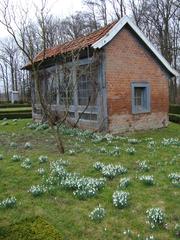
[25, 16, 179, 133]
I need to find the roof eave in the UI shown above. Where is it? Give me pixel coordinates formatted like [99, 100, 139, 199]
[92, 16, 179, 77]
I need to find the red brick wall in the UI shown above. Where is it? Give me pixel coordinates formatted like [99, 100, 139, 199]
[105, 26, 170, 133]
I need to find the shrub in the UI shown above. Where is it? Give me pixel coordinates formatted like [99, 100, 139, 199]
[169, 104, 180, 114]
[169, 114, 180, 124]
[0, 196, 16, 208]
[112, 191, 129, 208]
[89, 205, 106, 222]
[139, 175, 154, 185]
[0, 216, 62, 240]
[0, 112, 32, 120]
[11, 155, 22, 162]
[119, 177, 131, 188]
[39, 155, 48, 163]
[0, 154, 3, 160]
[146, 208, 165, 228]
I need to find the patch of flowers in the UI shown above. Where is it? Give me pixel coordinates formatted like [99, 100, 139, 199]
[60, 172, 80, 190]
[119, 177, 131, 188]
[38, 155, 48, 163]
[138, 160, 150, 172]
[112, 191, 129, 208]
[21, 158, 32, 169]
[10, 142, 17, 148]
[101, 164, 127, 179]
[68, 149, 76, 155]
[42, 175, 58, 190]
[11, 155, 22, 162]
[139, 175, 154, 185]
[161, 138, 180, 146]
[128, 138, 140, 144]
[28, 184, 47, 197]
[174, 223, 180, 238]
[50, 161, 67, 178]
[0, 196, 16, 208]
[24, 142, 32, 149]
[168, 172, 180, 187]
[92, 133, 114, 143]
[73, 177, 106, 200]
[27, 122, 49, 131]
[89, 205, 106, 222]
[37, 168, 45, 175]
[0, 154, 3, 160]
[56, 159, 69, 166]
[146, 208, 165, 228]
[126, 147, 136, 155]
[147, 140, 156, 150]
[108, 146, 120, 156]
[93, 161, 104, 171]
[123, 230, 156, 239]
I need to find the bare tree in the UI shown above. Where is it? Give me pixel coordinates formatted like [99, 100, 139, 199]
[108, 0, 126, 19]
[0, 0, 66, 153]
[129, 0, 180, 103]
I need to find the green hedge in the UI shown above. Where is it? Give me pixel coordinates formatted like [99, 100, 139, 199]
[0, 217, 62, 240]
[0, 112, 32, 120]
[169, 104, 180, 115]
[169, 114, 180, 124]
[0, 109, 32, 114]
[0, 103, 31, 108]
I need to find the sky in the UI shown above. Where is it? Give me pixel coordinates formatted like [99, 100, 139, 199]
[0, 0, 83, 39]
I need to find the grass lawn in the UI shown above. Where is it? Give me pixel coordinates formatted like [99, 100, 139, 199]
[0, 119, 179, 240]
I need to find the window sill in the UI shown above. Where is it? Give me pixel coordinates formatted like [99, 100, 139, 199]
[132, 110, 151, 115]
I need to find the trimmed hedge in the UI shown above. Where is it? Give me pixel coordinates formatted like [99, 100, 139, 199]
[169, 114, 180, 124]
[169, 104, 180, 115]
[0, 216, 62, 240]
[0, 112, 32, 120]
[0, 108, 32, 114]
[0, 103, 31, 108]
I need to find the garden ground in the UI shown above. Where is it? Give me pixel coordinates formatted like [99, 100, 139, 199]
[0, 119, 179, 240]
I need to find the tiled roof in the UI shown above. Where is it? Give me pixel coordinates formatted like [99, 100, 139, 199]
[27, 21, 116, 67]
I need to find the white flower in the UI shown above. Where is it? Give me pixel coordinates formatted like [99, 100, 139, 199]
[0, 196, 16, 208]
[112, 191, 129, 208]
[139, 175, 154, 185]
[38, 155, 48, 163]
[89, 205, 106, 221]
[24, 142, 32, 149]
[146, 208, 165, 227]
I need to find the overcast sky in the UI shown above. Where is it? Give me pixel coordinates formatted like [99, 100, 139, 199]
[0, 0, 84, 39]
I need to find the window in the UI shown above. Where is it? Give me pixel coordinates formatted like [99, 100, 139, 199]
[48, 76, 57, 104]
[59, 68, 74, 106]
[79, 112, 97, 121]
[132, 83, 150, 114]
[77, 65, 97, 106]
